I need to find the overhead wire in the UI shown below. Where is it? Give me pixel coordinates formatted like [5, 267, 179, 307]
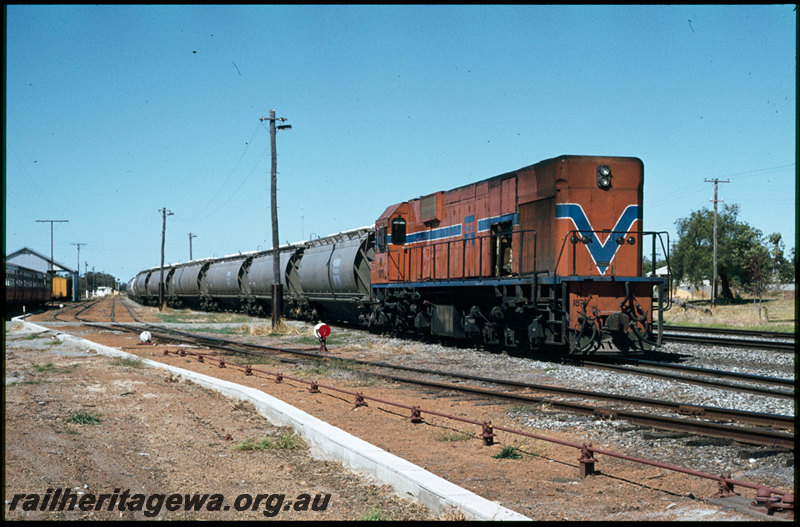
[188, 121, 264, 221]
[188, 127, 271, 222]
[647, 163, 795, 210]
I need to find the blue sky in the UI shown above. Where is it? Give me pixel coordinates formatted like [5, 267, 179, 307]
[5, 5, 796, 283]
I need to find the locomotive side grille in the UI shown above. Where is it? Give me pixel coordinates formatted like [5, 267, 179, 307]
[420, 194, 438, 222]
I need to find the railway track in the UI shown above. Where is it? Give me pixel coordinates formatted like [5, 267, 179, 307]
[51, 299, 796, 398]
[150, 341, 796, 449]
[80, 299, 792, 450]
[41, 299, 794, 449]
[663, 325, 795, 352]
[27, 297, 795, 518]
[573, 357, 793, 398]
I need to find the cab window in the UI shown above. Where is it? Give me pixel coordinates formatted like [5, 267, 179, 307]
[391, 218, 406, 245]
[377, 226, 387, 252]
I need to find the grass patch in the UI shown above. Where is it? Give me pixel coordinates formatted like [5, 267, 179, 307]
[54, 428, 80, 435]
[298, 358, 362, 378]
[238, 354, 278, 366]
[360, 506, 384, 521]
[33, 362, 56, 372]
[191, 326, 243, 335]
[157, 309, 252, 324]
[113, 356, 145, 368]
[239, 320, 304, 337]
[235, 432, 304, 451]
[31, 362, 75, 374]
[300, 364, 330, 377]
[432, 429, 474, 442]
[664, 294, 795, 332]
[67, 411, 101, 425]
[24, 333, 50, 340]
[493, 445, 522, 460]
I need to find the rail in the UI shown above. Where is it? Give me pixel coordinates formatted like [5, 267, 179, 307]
[157, 346, 794, 517]
[97, 299, 794, 517]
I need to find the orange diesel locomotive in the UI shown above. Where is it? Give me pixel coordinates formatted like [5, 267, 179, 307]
[368, 155, 670, 353]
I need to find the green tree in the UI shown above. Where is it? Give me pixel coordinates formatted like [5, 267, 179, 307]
[739, 242, 771, 316]
[768, 233, 795, 284]
[82, 271, 118, 293]
[671, 204, 783, 302]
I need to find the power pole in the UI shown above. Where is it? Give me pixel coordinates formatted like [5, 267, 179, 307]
[188, 232, 197, 260]
[71, 243, 87, 300]
[259, 110, 291, 328]
[36, 219, 69, 273]
[159, 208, 174, 311]
[704, 178, 729, 307]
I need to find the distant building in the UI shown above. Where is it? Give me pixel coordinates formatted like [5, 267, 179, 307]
[93, 286, 114, 298]
[6, 247, 74, 274]
[6, 247, 79, 301]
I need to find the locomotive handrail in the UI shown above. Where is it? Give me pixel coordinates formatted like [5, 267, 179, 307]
[398, 228, 538, 283]
[553, 229, 672, 311]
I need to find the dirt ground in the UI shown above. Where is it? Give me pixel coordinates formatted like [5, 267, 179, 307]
[3, 320, 436, 521]
[4, 298, 780, 521]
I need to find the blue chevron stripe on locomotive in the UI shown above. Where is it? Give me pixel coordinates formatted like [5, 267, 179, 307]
[555, 203, 640, 275]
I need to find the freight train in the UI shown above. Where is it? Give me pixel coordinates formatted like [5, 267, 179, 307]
[129, 155, 672, 353]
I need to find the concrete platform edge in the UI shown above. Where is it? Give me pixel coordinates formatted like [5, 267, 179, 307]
[19, 320, 530, 521]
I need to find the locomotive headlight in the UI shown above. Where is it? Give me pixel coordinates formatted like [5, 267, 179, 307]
[596, 165, 612, 190]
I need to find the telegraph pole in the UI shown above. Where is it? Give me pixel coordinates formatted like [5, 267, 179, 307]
[36, 219, 69, 273]
[188, 232, 197, 260]
[71, 243, 86, 300]
[259, 110, 291, 328]
[159, 208, 174, 311]
[704, 178, 729, 307]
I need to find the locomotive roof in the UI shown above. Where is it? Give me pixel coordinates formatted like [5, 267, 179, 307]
[438, 154, 642, 196]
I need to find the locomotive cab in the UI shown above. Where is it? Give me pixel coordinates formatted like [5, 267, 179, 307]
[372, 202, 415, 284]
